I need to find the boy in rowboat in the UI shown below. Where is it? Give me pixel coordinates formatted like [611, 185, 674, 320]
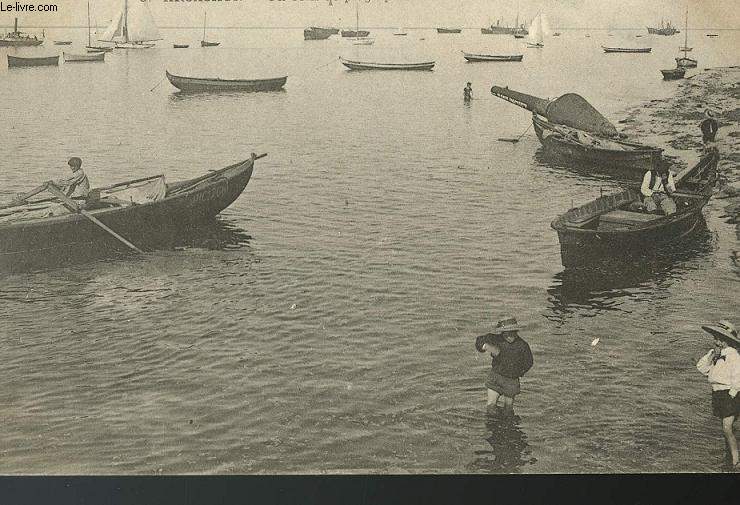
[475, 317, 534, 412]
[641, 162, 676, 215]
[54, 157, 91, 202]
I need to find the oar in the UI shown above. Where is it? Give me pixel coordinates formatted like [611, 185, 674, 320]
[45, 183, 144, 254]
[497, 122, 534, 143]
[0, 182, 50, 209]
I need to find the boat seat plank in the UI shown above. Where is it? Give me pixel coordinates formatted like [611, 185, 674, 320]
[599, 210, 661, 224]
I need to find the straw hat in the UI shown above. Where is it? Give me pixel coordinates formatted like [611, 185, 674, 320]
[492, 316, 520, 334]
[701, 320, 739, 346]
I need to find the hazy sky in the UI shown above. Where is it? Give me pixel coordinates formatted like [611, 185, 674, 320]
[2, 0, 739, 29]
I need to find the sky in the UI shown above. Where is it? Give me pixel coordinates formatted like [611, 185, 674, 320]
[2, 0, 738, 30]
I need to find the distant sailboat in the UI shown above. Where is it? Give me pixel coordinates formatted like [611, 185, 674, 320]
[99, 0, 161, 49]
[350, 0, 373, 45]
[526, 13, 544, 48]
[393, 28, 408, 36]
[201, 11, 219, 47]
[86, 2, 114, 52]
[676, 6, 697, 68]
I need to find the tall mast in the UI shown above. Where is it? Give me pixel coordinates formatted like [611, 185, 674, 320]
[683, 6, 688, 54]
[123, 0, 128, 43]
[355, 0, 359, 33]
[87, 1, 91, 46]
[203, 11, 207, 40]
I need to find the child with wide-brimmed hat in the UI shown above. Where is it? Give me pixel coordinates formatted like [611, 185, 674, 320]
[696, 320, 740, 470]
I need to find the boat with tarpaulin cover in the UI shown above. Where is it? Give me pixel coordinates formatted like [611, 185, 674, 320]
[0, 154, 265, 272]
[490, 85, 662, 171]
[551, 151, 718, 268]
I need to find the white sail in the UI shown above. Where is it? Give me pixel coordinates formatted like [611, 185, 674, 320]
[99, 8, 124, 42]
[527, 13, 544, 45]
[126, 0, 161, 42]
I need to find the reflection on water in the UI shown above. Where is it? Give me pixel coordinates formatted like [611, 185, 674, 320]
[468, 409, 534, 473]
[546, 219, 714, 318]
[150, 217, 252, 251]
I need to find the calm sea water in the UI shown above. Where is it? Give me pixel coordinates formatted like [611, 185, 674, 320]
[0, 28, 738, 474]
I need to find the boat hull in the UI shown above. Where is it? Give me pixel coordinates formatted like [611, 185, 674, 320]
[533, 116, 661, 172]
[341, 30, 370, 38]
[0, 38, 43, 47]
[602, 46, 652, 53]
[436, 28, 462, 33]
[0, 158, 256, 272]
[166, 71, 287, 92]
[661, 68, 686, 80]
[676, 57, 697, 68]
[7, 55, 59, 67]
[63, 51, 105, 62]
[201, 40, 219, 47]
[339, 57, 435, 71]
[86, 45, 114, 52]
[463, 52, 523, 62]
[304, 28, 333, 40]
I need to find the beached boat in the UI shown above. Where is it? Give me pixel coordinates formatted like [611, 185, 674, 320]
[490, 85, 662, 171]
[462, 51, 523, 62]
[0, 154, 264, 272]
[63, 51, 105, 62]
[99, 0, 161, 49]
[551, 151, 718, 268]
[165, 70, 287, 92]
[661, 67, 686, 80]
[7, 55, 59, 68]
[436, 28, 462, 34]
[602, 46, 652, 53]
[0, 18, 44, 46]
[339, 57, 435, 71]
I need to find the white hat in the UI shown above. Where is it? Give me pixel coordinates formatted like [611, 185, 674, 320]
[492, 316, 520, 334]
[701, 320, 739, 346]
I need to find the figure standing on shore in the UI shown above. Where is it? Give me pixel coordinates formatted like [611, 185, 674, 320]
[696, 320, 740, 470]
[475, 317, 533, 412]
[463, 82, 473, 102]
[700, 109, 719, 145]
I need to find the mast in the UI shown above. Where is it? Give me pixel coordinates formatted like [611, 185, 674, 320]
[87, 1, 91, 46]
[538, 13, 543, 44]
[123, 0, 128, 43]
[683, 6, 688, 55]
[355, 0, 359, 34]
[14, 17, 18, 34]
[203, 11, 206, 41]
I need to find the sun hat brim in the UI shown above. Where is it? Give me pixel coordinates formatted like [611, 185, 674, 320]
[702, 325, 740, 346]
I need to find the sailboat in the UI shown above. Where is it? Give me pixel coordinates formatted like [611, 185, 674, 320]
[526, 12, 544, 48]
[201, 11, 219, 47]
[676, 6, 697, 68]
[350, 0, 373, 45]
[86, 2, 114, 52]
[512, 9, 528, 38]
[0, 18, 44, 46]
[99, 0, 161, 49]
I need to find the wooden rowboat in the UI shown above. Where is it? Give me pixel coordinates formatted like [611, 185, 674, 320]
[173, 43, 189, 48]
[676, 56, 697, 68]
[551, 151, 718, 268]
[0, 154, 264, 272]
[201, 40, 219, 47]
[54, 40, 72, 45]
[661, 67, 686, 80]
[339, 57, 435, 71]
[63, 51, 105, 62]
[602, 46, 652, 53]
[7, 55, 59, 68]
[436, 27, 462, 33]
[165, 70, 287, 92]
[532, 115, 662, 172]
[462, 52, 523, 62]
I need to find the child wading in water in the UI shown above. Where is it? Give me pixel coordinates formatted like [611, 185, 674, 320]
[696, 320, 740, 470]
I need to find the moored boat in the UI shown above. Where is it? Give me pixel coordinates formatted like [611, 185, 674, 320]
[551, 151, 718, 268]
[676, 57, 697, 68]
[661, 67, 686, 80]
[99, 0, 162, 49]
[602, 46, 652, 53]
[7, 55, 59, 68]
[63, 51, 105, 62]
[54, 41, 72, 45]
[647, 20, 679, 35]
[304, 27, 333, 40]
[436, 27, 462, 34]
[341, 30, 370, 38]
[339, 57, 435, 71]
[87, 46, 114, 52]
[201, 11, 219, 46]
[0, 154, 265, 272]
[173, 43, 189, 48]
[675, 7, 697, 68]
[165, 70, 287, 92]
[462, 51, 523, 62]
[0, 18, 44, 46]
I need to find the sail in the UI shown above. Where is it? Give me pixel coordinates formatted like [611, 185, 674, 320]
[126, 0, 161, 42]
[527, 14, 543, 44]
[99, 8, 124, 42]
[490, 86, 618, 137]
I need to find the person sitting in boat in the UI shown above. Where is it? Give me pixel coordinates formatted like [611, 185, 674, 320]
[463, 82, 473, 101]
[53, 157, 91, 203]
[700, 109, 719, 146]
[641, 162, 676, 215]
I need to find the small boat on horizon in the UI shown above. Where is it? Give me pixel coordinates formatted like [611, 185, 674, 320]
[602, 46, 652, 53]
[436, 27, 462, 34]
[462, 51, 523, 62]
[173, 43, 189, 48]
[201, 11, 219, 46]
[54, 40, 72, 45]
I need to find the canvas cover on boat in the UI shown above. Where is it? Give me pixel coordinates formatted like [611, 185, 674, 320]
[490, 86, 618, 137]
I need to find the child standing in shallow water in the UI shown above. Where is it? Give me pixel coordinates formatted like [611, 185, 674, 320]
[696, 320, 740, 470]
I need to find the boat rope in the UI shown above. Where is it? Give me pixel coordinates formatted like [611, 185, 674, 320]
[291, 56, 341, 79]
[149, 76, 167, 92]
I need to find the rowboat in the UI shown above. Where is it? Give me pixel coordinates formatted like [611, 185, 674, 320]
[54, 41, 72, 45]
[7, 55, 59, 68]
[532, 115, 662, 172]
[490, 85, 662, 172]
[339, 57, 435, 71]
[87, 46, 114, 52]
[165, 70, 287, 92]
[462, 52, 523, 62]
[0, 154, 264, 272]
[551, 151, 718, 268]
[63, 51, 105, 62]
[602, 46, 652, 53]
[661, 67, 686, 80]
[173, 43, 189, 48]
[436, 28, 462, 33]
